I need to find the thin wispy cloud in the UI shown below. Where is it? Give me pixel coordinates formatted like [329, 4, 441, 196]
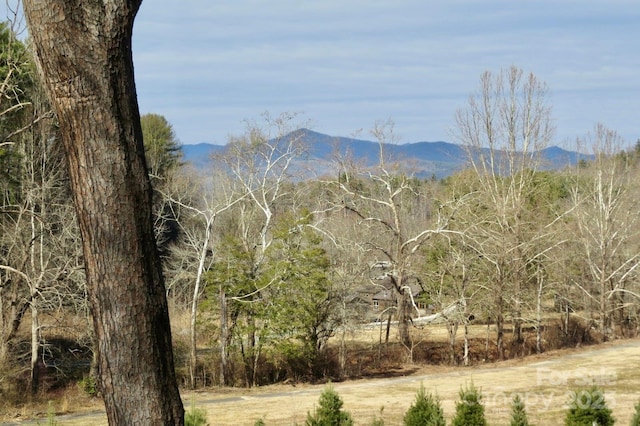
[5, 1, 637, 145]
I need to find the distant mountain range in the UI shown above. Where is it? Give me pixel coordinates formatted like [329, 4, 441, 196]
[181, 129, 590, 179]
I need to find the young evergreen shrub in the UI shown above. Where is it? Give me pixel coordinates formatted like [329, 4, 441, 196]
[306, 386, 354, 426]
[564, 386, 614, 426]
[46, 401, 59, 426]
[370, 418, 385, 426]
[78, 375, 98, 397]
[369, 406, 385, 426]
[631, 400, 640, 426]
[403, 383, 445, 426]
[510, 394, 529, 426]
[451, 382, 487, 426]
[185, 398, 209, 426]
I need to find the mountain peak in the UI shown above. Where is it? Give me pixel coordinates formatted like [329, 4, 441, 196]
[181, 130, 589, 179]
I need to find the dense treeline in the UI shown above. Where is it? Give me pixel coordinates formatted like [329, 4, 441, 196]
[1, 21, 640, 400]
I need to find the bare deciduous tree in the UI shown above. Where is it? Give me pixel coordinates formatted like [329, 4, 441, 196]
[160, 166, 243, 389]
[333, 121, 453, 352]
[568, 124, 640, 341]
[453, 66, 555, 359]
[213, 112, 308, 386]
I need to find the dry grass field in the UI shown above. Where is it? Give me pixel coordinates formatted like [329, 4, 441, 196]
[2, 335, 639, 425]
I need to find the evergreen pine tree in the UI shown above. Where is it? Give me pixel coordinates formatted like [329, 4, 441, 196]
[564, 387, 614, 426]
[403, 383, 446, 426]
[510, 394, 529, 426]
[451, 382, 487, 426]
[306, 386, 354, 426]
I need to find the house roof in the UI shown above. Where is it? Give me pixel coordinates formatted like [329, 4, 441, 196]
[372, 282, 421, 301]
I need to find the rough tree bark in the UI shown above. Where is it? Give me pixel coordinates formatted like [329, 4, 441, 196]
[22, 1, 184, 424]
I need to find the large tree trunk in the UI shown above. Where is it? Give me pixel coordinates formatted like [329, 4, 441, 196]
[446, 320, 458, 365]
[219, 285, 228, 386]
[394, 274, 412, 348]
[600, 280, 609, 342]
[495, 276, 505, 360]
[22, 1, 184, 424]
[29, 301, 39, 395]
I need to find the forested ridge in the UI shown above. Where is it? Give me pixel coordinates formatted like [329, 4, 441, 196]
[2, 20, 640, 405]
[180, 127, 591, 180]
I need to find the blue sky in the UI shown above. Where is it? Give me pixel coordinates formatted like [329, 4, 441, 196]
[132, 1, 638, 146]
[8, 1, 640, 146]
